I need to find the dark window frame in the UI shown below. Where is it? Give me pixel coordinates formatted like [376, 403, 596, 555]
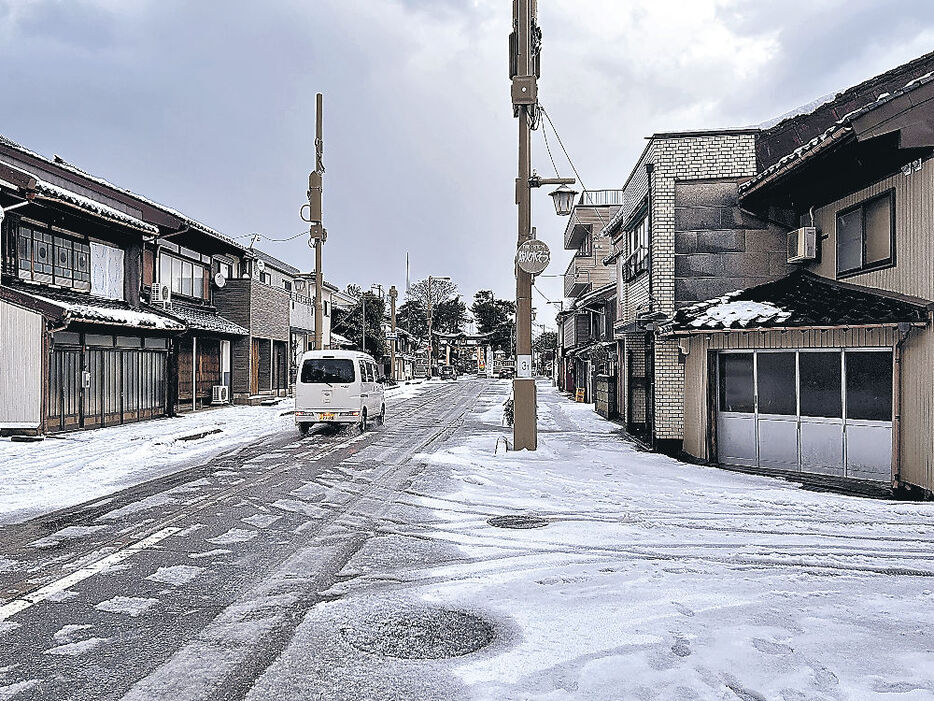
[836, 189, 896, 278]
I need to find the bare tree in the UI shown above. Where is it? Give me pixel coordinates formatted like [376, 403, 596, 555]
[406, 277, 457, 309]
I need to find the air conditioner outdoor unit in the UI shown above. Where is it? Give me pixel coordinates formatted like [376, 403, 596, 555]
[150, 282, 172, 308]
[787, 226, 817, 263]
[211, 385, 229, 404]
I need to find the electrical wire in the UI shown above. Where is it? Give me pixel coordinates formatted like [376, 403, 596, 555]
[538, 105, 652, 319]
[541, 124, 561, 178]
[229, 229, 309, 243]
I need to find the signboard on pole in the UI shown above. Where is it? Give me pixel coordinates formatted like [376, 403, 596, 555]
[516, 354, 532, 378]
[516, 239, 550, 275]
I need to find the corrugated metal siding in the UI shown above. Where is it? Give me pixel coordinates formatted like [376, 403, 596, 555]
[898, 326, 934, 490]
[810, 158, 934, 302]
[0, 300, 43, 428]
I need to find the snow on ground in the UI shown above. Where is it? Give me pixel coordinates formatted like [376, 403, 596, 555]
[354, 380, 934, 699]
[0, 400, 296, 526]
[145, 565, 204, 586]
[0, 379, 441, 527]
[94, 596, 158, 617]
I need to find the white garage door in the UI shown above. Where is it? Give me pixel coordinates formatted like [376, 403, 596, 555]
[716, 349, 893, 482]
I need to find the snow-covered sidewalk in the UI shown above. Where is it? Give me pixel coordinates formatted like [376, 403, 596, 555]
[305, 380, 934, 699]
[0, 401, 300, 525]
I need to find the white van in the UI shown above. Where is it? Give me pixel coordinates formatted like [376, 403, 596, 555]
[294, 350, 386, 435]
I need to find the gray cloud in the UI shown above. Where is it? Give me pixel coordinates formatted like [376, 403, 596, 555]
[1, 0, 932, 328]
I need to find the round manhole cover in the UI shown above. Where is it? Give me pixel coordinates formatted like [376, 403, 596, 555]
[342, 607, 495, 659]
[487, 514, 549, 529]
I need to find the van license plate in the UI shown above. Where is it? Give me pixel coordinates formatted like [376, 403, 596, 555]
[319, 412, 335, 421]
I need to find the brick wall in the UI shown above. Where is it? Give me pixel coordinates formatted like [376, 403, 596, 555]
[649, 133, 759, 443]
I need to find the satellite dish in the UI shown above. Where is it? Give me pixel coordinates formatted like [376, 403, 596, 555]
[256, 259, 266, 272]
[214, 272, 227, 288]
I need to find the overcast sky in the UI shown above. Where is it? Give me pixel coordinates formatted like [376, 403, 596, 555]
[2, 0, 934, 327]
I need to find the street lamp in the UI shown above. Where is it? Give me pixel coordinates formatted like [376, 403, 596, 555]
[549, 184, 578, 216]
[427, 275, 450, 378]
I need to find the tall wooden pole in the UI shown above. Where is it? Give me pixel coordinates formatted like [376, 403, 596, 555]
[389, 286, 398, 381]
[308, 93, 326, 349]
[512, 0, 537, 450]
[427, 276, 433, 377]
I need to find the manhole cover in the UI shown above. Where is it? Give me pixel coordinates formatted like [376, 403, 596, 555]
[487, 514, 549, 529]
[342, 607, 495, 659]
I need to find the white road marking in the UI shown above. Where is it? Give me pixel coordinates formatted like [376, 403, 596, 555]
[0, 526, 181, 623]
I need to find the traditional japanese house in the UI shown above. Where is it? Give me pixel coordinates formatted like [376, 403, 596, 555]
[0, 149, 185, 433]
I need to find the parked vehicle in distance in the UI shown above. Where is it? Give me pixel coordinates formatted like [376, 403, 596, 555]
[498, 367, 515, 379]
[440, 365, 457, 380]
[294, 350, 385, 436]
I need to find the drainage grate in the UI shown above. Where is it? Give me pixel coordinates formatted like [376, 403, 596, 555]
[487, 514, 549, 529]
[343, 607, 495, 659]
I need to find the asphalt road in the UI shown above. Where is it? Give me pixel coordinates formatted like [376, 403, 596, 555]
[0, 379, 486, 701]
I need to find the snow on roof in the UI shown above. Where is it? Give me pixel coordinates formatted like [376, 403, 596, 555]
[32, 178, 159, 235]
[685, 296, 792, 330]
[330, 332, 355, 347]
[31, 293, 185, 330]
[741, 71, 934, 194]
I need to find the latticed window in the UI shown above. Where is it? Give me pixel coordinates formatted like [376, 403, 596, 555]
[17, 224, 90, 290]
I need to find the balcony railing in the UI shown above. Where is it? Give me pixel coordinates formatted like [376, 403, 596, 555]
[578, 190, 625, 207]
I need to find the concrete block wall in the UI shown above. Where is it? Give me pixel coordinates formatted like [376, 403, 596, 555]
[673, 180, 792, 304]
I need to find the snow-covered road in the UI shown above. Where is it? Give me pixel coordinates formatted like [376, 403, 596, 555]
[253, 379, 934, 700]
[1, 378, 933, 700]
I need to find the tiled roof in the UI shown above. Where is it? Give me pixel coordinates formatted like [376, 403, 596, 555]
[665, 270, 931, 334]
[31, 177, 160, 235]
[12, 285, 185, 331]
[251, 247, 300, 276]
[164, 303, 248, 336]
[741, 71, 934, 195]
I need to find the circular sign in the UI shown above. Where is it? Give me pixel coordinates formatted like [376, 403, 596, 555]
[516, 239, 550, 275]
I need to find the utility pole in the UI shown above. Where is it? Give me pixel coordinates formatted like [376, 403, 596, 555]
[427, 276, 434, 378]
[512, 0, 537, 450]
[307, 93, 327, 350]
[510, 0, 573, 451]
[361, 294, 366, 355]
[389, 285, 398, 381]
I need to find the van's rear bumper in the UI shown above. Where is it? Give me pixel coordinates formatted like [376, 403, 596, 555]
[295, 410, 361, 424]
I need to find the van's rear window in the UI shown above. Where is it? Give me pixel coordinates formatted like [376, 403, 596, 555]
[301, 358, 355, 383]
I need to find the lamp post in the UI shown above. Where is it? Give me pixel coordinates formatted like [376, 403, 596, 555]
[389, 285, 398, 381]
[510, 0, 576, 451]
[427, 275, 450, 377]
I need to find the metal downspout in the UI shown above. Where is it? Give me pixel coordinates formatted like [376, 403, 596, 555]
[892, 323, 913, 490]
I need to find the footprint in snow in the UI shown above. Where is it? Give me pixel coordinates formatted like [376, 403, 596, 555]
[752, 638, 793, 655]
[671, 637, 691, 658]
[672, 602, 695, 617]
